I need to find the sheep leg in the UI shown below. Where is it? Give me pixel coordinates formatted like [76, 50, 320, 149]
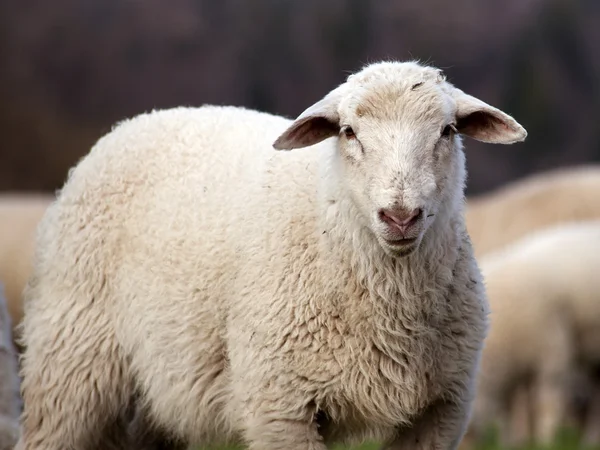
[242, 410, 327, 450]
[15, 290, 130, 450]
[465, 381, 507, 446]
[237, 383, 327, 450]
[504, 381, 533, 448]
[382, 399, 471, 450]
[532, 314, 573, 445]
[229, 320, 327, 449]
[247, 422, 326, 450]
[533, 376, 570, 445]
[581, 382, 600, 446]
[125, 403, 186, 450]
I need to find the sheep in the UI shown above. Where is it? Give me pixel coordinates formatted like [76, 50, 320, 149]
[464, 165, 600, 445]
[0, 283, 20, 450]
[0, 193, 53, 347]
[16, 60, 527, 450]
[465, 164, 600, 258]
[468, 220, 600, 448]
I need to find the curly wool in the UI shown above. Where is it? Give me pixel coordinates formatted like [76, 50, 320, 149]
[16, 60, 526, 450]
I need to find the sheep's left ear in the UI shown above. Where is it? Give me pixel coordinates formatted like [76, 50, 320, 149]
[273, 85, 345, 150]
[453, 88, 527, 144]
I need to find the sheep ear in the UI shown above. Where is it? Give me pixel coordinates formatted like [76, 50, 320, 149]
[273, 87, 344, 150]
[453, 88, 527, 144]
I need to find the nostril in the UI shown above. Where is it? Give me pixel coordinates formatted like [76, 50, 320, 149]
[378, 207, 423, 228]
[407, 208, 423, 225]
[378, 209, 389, 223]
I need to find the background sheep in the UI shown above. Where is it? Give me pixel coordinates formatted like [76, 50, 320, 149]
[464, 165, 600, 446]
[468, 220, 600, 448]
[465, 164, 600, 258]
[0, 193, 53, 346]
[16, 60, 526, 450]
[0, 283, 21, 450]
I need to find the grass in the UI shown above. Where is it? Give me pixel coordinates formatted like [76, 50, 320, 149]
[196, 427, 600, 450]
[473, 427, 600, 450]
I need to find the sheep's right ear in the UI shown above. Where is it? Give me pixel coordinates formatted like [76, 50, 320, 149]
[273, 86, 344, 150]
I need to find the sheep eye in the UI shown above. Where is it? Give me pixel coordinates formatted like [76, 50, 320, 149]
[442, 124, 457, 138]
[341, 126, 356, 139]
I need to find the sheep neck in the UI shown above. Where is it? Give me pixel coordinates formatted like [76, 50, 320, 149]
[316, 162, 465, 324]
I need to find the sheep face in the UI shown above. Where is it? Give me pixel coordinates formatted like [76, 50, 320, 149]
[274, 61, 527, 256]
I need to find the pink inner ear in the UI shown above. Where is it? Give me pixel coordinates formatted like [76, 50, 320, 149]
[294, 117, 339, 144]
[275, 116, 340, 149]
[457, 111, 515, 139]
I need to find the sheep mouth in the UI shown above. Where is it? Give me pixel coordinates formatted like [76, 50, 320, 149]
[384, 237, 417, 246]
[382, 237, 419, 257]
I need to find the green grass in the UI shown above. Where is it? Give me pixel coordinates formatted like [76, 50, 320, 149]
[196, 445, 379, 450]
[196, 428, 600, 450]
[195, 445, 378, 450]
[473, 426, 600, 450]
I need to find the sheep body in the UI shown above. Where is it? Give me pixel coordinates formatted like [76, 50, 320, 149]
[466, 165, 600, 258]
[17, 61, 526, 450]
[0, 284, 20, 450]
[470, 220, 600, 445]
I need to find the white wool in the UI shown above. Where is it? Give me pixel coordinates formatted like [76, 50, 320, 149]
[16, 60, 526, 450]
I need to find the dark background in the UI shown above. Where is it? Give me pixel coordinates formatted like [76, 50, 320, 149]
[2, 0, 599, 195]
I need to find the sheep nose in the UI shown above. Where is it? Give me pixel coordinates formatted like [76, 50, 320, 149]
[378, 207, 422, 233]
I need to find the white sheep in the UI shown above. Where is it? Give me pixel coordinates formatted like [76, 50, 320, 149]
[0, 283, 20, 450]
[466, 164, 600, 258]
[468, 220, 600, 447]
[464, 165, 600, 445]
[0, 193, 53, 347]
[16, 60, 526, 450]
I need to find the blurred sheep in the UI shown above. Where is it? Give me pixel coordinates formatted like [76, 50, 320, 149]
[466, 164, 600, 258]
[465, 165, 600, 447]
[468, 220, 600, 447]
[0, 193, 53, 346]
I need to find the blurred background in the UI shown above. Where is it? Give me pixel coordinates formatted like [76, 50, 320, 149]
[1, 0, 600, 195]
[2, 1, 600, 450]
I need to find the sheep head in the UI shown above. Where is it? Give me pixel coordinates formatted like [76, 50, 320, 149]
[273, 61, 527, 256]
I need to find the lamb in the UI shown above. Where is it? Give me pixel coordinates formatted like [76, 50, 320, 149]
[468, 220, 600, 447]
[0, 283, 21, 450]
[465, 164, 600, 258]
[0, 193, 53, 347]
[16, 60, 527, 450]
